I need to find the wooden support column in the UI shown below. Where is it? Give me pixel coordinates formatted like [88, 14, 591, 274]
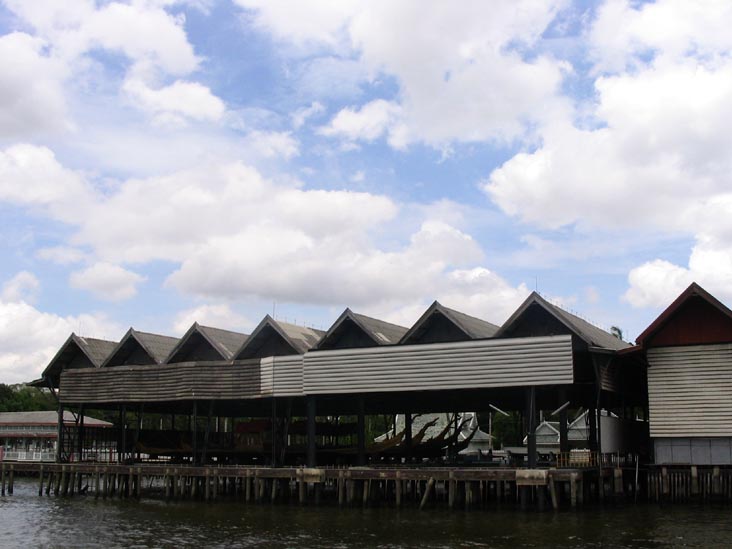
[120, 405, 127, 464]
[558, 387, 569, 455]
[357, 397, 366, 466]
[526, 386, 537, 468]
[306, 396, 317, 468]
[405, 411, 413, 462]
[192, 401, 198, 465]
[56, 403, 64, 463]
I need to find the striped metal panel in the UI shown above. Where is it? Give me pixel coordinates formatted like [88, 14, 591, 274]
[304, 335, 573, 395]
[648, 344, 732, 437]
[259, 355, 303, 397]
[59, 360, 261, 404]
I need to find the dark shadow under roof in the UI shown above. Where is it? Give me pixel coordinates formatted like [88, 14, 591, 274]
[41, 333, 118, 387]
[399, 301, 499, 344]
[317, 308, 408, 349]
[235, 315, 325, 359]
[102, 328, 179, 367]
[496, 292, 629, 351]
[165, 323, 248, 363]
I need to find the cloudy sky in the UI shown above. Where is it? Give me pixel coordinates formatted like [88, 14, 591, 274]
[1, 0, 730, 383]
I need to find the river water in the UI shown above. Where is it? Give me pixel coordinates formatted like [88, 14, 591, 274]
[2, 478, 731, 548]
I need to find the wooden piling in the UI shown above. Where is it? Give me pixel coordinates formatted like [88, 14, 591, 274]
[548, 476, 559, 510]
[338, 471, 345, 506]
[419, 477, 435, 510]
[1, 463, 5, 496]
[38, 465, 44, 496]
[8, 465, 14, 495]
[395, 472, 402, 508]
[94, 469, 100, 499]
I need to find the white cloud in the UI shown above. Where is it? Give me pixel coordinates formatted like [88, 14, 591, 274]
[0, 271, 120, 383]
[123, 77, 225, 125]
[36, 246, 88, 265]
[0, 32, 69, 138]
[1, 272, 40, 304]
[320, 99, 404, 147]
[172, 304, 253, 334]
[243, 130, 300, 160]
[291, 101, 325, 129]
[239, 0, 569, 148]
[623, 259, 695, 308]
[69, 262, 146, 301]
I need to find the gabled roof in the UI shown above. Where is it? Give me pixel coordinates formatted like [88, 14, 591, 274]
[102, 328, 179, 367]
[316, 308, 408, 350]
[41, 333, 118, 387]
[399, 301, 499, 344]
[635, 282, 732, 347]
[234, 315, 325, 359]
[0, 410, 112, 427]
[495, 292, 629, 351]
[164, 323, 248, 363]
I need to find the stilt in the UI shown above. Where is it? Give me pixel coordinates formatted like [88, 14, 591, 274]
[1, 463, 5, 496]
[95, 469, 100, 499]
[395, 473, 402, 508]
[549, 476, 559, 510]
[570, 472, 577, 508]
[448, 478, 456, 509]
[8, 466, 14, 495]
[338, 471, 345, 506]
[419, 477, 435, 510]
[38, 465, 44, 496]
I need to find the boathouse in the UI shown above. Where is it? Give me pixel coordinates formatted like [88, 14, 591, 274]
[634, 283, 732, 465]
[27, 292, 648, 471]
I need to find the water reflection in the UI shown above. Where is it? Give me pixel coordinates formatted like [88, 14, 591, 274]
[2, 479, 731, 548]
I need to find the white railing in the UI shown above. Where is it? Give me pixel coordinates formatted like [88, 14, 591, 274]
[2, 450, 56, 462]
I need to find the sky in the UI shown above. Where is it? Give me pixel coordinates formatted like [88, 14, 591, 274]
[1, 0, 731, 383]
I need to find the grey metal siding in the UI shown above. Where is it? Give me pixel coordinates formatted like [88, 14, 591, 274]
[648, 344, 732, 438]
[304, 335, 573, 395]
[259, 355, 303, 397]
[655, 437, 732, 465]
[59, 360, 261, 404]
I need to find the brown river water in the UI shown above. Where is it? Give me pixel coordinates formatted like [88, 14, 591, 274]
[2, 478, 732, 548]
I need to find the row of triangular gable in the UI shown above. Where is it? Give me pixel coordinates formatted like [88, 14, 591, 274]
[40, 289, 660, 387]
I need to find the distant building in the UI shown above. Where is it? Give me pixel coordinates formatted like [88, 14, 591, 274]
[0, 411, 112, 463]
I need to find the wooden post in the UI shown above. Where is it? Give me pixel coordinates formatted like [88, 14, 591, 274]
[448, 474, 456, 509]
[192, 402, 198, 465]
[94, 469, 100, 499]
[691, 466, 699, 496]
[246, 473, 252, 503]
[549, 476, 559, 510]
[8, 465, 14, 495]
[614, 467, 623, 496]
[405, 412, 413, 462]
[338, 471, 345, 506]
[46, 471, 53, 496]
[306, 397, 317, 468]
[38, 465, 44, 496]
[56, 404, 64, 463]
[395, 472, 402, 508]
[558, 387, 569, 455]
[362, 479, 370, 506]
[570, 472, 578, 508]
[526, 387, 537, 468]
[419, 477, 435, 510]
[1, 463, 5, 496]
[357, 397, 366, 466]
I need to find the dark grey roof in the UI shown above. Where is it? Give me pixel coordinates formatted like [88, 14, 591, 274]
[317, 308, 408, 349]
[0, 410, 112, 426]
[198, 325, 249, 359]
[351, 311, 408, 344]
[164, 323, 249, 363]
[134, 330, 180, 363]
[234, 315, 325, 359]
[102, 328, 179, 367]
[399, 301, 499, 344]
[496, 292, 630, 351]
[41, 333, 118, 386]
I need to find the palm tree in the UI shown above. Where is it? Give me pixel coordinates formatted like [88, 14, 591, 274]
[610, 326, 624, 341]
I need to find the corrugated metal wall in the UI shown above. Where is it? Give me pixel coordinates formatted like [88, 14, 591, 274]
[648, 344, 732, 438]
[304, 335, 573, 395]
[60, 360, 261, 404]
[258, 355, 303, 397]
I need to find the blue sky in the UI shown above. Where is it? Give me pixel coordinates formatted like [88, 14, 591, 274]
[1, 0, 731, 383]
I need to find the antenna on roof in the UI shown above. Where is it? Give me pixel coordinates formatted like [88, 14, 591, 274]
[272, 301, 276, 319]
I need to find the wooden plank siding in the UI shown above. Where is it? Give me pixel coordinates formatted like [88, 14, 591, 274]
[60, 360, 261, 404]
[303, 335, 573, 395]
[648, 344, 732, 437]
